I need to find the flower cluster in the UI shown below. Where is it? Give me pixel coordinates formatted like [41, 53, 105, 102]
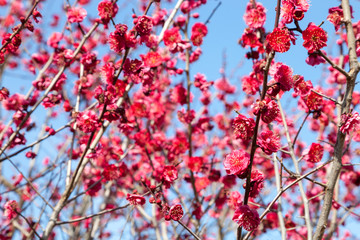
[191, 22, 208, 46]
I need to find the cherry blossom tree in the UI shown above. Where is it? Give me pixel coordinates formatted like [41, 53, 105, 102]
[0, 0, 360, 239]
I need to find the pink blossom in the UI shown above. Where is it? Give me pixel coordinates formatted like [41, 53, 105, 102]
[4, 200, 19, 220]
[67, 7, 87, 23]
[224, 149, 250, 178]
[340, 112, 360, 134]
[76, 110, 100, 133]
[243, 2, 266, 28]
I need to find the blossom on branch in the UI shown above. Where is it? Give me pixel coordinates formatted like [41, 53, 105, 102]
[4, 200, 19, 220]
[302, 22, 327, 53]
[340, 112, 360, 134]
[266, 28, 291, 53]
[224, 149, 250, 178]
[232, 205, 260, 231]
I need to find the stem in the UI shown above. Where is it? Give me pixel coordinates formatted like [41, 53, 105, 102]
[277, 97, 313, 240]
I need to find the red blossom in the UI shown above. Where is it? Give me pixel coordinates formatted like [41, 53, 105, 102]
[224, 149, 250, 178]
[32, 8, 42, 23]
[191, 22, 207, 46]
[243, 169, 265, 198]
[84, 179, 102, 196]
[47, 32, 62, 48]
[98, 0, 118, 24]
[135, 15, 153, 36]
[169, 204, 184, 221]
[302, 22, 327, 53]
[252, 98, 280, 124]
[126, 194, 146, 206]
[327, 7, 343, 31]
[186, 156, 204, 172]
[214, 77, 236, 94]
[102, 164, 121, 181]
[141, 51, 162, 68]
[240, 28, 262, 49]
[227, 191, 242, 210]
[0, 87, 9, 101]
[232, 114, 255, 140]
[294, 75, 312, 97]
[108, 24, 128, 54]
[242, 74, 261, 95]
[304, 90, 323, 111]
[257, 130, 281, 155]
[194, 73, 213, 92]
[306, 51, 326, 66]
[177, 109, 195, 124]
[162, 165, 178, 182]
[170, 84, 188, 105]
[273, 63, 293, 91]
[232, 205, 260, 231]
[303, 143, 324, 163]
[163, 27, 182, 47]
[195, 176, 210, 191]
[100, 62, 115, 84]
[266, 28, 291, 53]
[2, 33, 21, 53]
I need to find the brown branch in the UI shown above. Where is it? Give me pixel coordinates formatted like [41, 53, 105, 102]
[243, 159, 333, 240]
[313, 0, 360, 239]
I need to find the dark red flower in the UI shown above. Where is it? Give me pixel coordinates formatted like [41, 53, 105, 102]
[126, 194, 146, 206]
[327, 7, 343, 31]
[0, 87, 9, 101]
[98, 0, 118, 24]
[233, 114, 255, 140]
[303, 143, 324, 163]
[169, 204, 184, 221]
[108, 24, 128, 54]
[273, 63, 293, 91]
[232, 205, 260, 231]
[135, 15, 153, 36]
[304, 91, 323, 111]
[242, 169, 265, 198]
